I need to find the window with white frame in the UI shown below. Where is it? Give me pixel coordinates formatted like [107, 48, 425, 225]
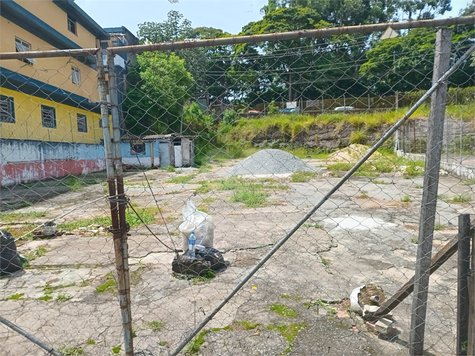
[0, 95, 15, 123]
[77, 113, 87, 132]
[72, 66, 81, 85]
[67, 14, 77, 34]
[15, 37, 35, 65]
[41, 105, 56, 128]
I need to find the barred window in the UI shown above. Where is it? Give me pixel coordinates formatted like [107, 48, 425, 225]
[77, 113, 87, 132]
[15, 37, 34, 65]
[41, 105, 56, 128]
[130, 142, 146, 155]
[0, 95, 15, 123]
[72, 66, 81, 85]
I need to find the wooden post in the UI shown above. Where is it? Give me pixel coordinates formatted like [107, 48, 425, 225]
[458, 214, 471, 355]
[409, 27, 452, 356]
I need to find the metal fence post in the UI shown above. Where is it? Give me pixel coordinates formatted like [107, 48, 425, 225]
[469, 225, 475, 355]
[409, 27, 452, 356]
[458, 214, 471, 355]
[101, 50, 134, 356]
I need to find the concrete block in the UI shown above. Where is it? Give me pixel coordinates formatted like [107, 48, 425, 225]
[375, 318, 394, 334]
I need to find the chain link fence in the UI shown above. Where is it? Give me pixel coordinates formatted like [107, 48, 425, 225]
[1, 18, 475, 356]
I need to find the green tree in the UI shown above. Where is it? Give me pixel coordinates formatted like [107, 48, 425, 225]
[360, 26, 475, 93]
[233, 7, 334, 104]
[137, 10, 194, 43]
[123, 52, 193, 135]
[137, 12, 233, 104]
[182, 102, 216, 162]
[262, 0, 452, 24]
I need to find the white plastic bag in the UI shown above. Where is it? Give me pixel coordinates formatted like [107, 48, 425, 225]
[179, 199, 214, 251]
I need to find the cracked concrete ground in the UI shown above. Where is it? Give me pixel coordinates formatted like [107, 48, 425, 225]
[1, 158, 473, 356]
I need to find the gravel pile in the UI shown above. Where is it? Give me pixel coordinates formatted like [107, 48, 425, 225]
[224, 149, 321, 176]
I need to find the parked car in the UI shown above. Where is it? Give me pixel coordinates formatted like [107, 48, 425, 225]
[278, 107, 300, 114]
[334, 106, 355, 111]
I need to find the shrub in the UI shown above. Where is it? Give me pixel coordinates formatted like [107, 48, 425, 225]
[349, 130, 367, 144]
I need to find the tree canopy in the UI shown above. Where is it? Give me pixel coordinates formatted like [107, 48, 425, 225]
[122, 1, 475, 137]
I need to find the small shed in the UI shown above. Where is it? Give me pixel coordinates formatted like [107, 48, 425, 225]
[121, 134, 195, 168]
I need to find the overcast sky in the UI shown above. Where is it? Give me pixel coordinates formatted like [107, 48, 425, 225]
[75, 0, 471, 38]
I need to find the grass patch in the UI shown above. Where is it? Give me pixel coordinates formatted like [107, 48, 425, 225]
[434, 223, 445, 231]
[62, 176, 87, 191]
[198, 165, 213, 173]
[38, 295, 53, 301]
[350, 130, 367, 144]
[196, 181, 212, 194]
[5, 293, 24, 300]
[58, 207, 156, 231]
[23, 246, 49, 264]
[303, 223, 323, 228]
[372, 180, 391, 185]
[58, 346, 84, 356]
[305, 299, 337, 314]
[172, 270, 216, 284]
[197, 177, 287, 207]
[285, 147, 331, 160]
[267, 323, 307, 354]
[166, 174, 196, 184]
[320, 257, 331, 266]
[327, 154, 424, 179]
[219, 177, 269, 207]
[403, 161, 425, 179]
[192, 270, 216, 284]
[186, 329, 211, 354]
[401, 195, 411, 202]
[451, 195, 472, 203]
[43, 283, 75, 295]
[270, 304, 297, 317]
[96, 273, 117, 293]
[147, 320, 164, 331]
[230, 189, 268, 208]
[411, 237, 418, 244]
[86, 339, 95, 345]
[0, 211, 47, 223]
[439, 194, 472, 204]
[111, 345, 121, 354]
[56, 293, 73, 302]
[463, 178, 475, 186]
[202, 197, 218, 204]
[290, 171, 317, 183]
[232, 320, 260, 330]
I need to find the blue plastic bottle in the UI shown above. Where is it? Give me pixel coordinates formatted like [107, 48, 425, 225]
[188, 231, 196, 259]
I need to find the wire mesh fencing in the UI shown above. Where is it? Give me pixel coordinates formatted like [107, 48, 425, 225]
[1, 20, 475, 356]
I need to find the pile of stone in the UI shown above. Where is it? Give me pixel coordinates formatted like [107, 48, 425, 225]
[225, 149, 321, 176]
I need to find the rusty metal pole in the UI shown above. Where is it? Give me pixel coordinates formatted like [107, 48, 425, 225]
[100, 50, 134, 356]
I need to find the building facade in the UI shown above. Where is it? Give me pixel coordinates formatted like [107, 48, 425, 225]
[0, 0, 110, 186]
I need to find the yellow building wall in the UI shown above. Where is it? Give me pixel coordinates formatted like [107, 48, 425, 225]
[15, 0, 99, 49]
[0, 18, 100, 102]
[0, 87, 103, 144]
